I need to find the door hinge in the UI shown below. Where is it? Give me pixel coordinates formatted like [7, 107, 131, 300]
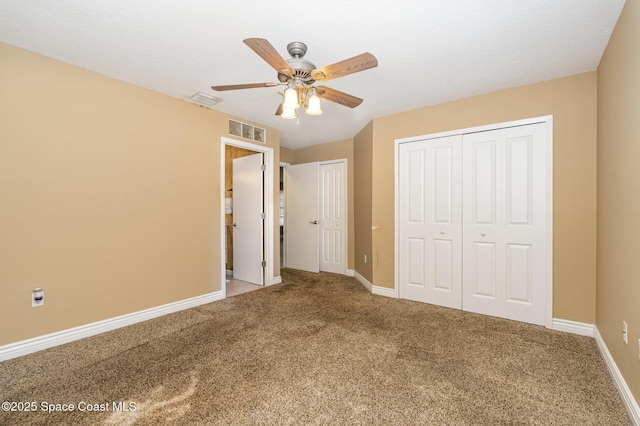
[261, 212, 266, 220]
[260, 163, 266, 171]
[261, 260, 267, 267]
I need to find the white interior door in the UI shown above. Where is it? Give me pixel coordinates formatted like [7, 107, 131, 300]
[398, 135, 463, 308]
[232, 153, 264, 285]
[462, 123, 546, 325]
[285, 162, 319, 273]
[320, 161, 347, 274]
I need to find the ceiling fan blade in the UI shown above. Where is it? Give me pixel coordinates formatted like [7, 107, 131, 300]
[316, 86, 363, 108]
[211, 82, 278, 91]
[243, 38, 294, 76]
[275, 103, 283, 116]
[311, 52, 378, 82]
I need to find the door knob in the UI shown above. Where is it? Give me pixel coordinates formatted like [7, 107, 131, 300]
[481, 232, 486, 236]
[440, 230, 445, 235]
[309, 220, 319, 225]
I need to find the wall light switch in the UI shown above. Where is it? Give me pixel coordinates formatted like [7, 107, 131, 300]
[32, 288, 44, 307]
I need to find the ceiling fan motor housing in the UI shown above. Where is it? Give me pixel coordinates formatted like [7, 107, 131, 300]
[278, 42, 317, 83]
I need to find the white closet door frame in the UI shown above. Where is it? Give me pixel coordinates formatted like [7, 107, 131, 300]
[395, 116, 553, 328]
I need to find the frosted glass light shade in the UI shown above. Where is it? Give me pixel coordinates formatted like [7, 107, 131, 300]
[281, 106, 297, 119]
[306, 94, 323, 115]
[282, 87, 300, 109]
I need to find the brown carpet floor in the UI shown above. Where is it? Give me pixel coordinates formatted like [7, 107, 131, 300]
[0, 269, 631, 425]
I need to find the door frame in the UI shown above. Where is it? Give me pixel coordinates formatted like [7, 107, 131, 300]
[394, 115, 553, 328]
[220, 137, 275, 297]
[279, 162, 290, 269]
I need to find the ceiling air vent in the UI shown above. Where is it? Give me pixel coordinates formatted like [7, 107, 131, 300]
[188, 91, 222, 108]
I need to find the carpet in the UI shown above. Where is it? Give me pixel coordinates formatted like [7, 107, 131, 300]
[0, 269, 631, 425]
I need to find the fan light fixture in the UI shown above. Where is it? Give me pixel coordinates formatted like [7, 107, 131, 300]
[280, 81, 322, 119]
[282, 86, 300, 109]
[306, 88, 322, 116]
[211, 38, 378, 121]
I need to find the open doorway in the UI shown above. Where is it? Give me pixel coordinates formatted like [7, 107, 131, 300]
[221, 137, 274, 297]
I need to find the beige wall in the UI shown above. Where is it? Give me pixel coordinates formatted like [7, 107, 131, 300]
[280, 147, 294, 164]
[368, 72, 598, 323]
[354, 122, 374, 283]
[597, 0, 640, 403]
[0, 43, 279, 345]
[289, 139, 355, 270]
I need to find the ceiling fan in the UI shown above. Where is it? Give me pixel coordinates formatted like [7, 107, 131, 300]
[211, 38, 378, 119]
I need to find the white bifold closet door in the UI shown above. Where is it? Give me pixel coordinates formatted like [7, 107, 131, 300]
[398, 135, 463, 309]
[398, 122, 547, 326]
[462, 124, 546, 325]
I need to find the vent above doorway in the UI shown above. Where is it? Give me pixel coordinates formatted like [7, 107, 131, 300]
[229, 119, 266, 144]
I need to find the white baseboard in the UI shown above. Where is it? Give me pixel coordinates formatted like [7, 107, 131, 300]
[346, 269, 355, 277]
[272, 276, 282, 284]
[353, 271, 397, 298]
[594, 326, 640, 425]
[0, 290, 224, 362]
[372, 285, 398, 298]
[551, 318, 594, 337]
[354, 271, 373, 292]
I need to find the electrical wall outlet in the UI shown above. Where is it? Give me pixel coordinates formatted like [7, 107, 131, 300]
[623, 321, 628, 344]
[364, 254, 367, 264]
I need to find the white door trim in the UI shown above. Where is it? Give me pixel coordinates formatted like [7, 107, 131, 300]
[221, 137, 275, 297]
[394, 115, 553, 328]
[279, 162, 289, 269]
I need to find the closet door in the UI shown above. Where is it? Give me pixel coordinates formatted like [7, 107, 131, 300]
[398, 135, 463, 309]
[319, 161, 347, 274]
[462, 123, 546, 325]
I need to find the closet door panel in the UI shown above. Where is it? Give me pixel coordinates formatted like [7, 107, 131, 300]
[399, 135, 462, 309]
[399, 144, 429, 302]
[462, 123, 546, 325]
[500, 124, 546, 324]
[462, 131, 504, 318]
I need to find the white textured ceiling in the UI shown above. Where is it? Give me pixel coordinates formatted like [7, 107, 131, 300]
[0, 0, 625, 148]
